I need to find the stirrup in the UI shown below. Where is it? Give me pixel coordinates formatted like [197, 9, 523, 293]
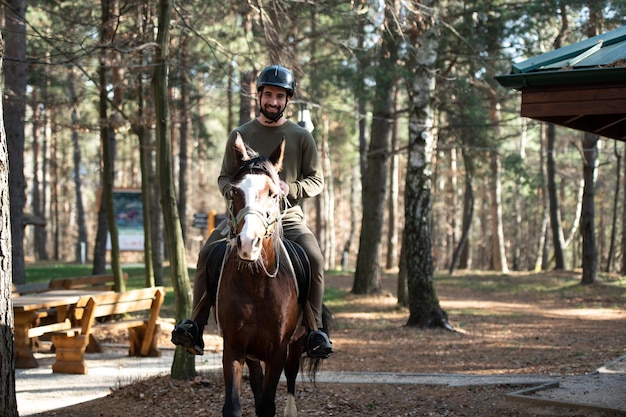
[306, 329, 333, 359]
[171, 319, 204, 355]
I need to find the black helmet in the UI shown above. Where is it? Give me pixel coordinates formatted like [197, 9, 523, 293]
[256, 65, 295, 97]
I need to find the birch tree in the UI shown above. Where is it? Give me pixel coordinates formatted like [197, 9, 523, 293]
[403, 0, 451, 329]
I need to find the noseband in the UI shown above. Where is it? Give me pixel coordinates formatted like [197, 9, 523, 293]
[227, 205, 281, 239]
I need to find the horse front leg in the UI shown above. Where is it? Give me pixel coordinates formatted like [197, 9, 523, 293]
[283, 340, 304, 417]
[246, 358, 264, 413]
[255, 350, 287, 417]
[222, 348, 245, 417]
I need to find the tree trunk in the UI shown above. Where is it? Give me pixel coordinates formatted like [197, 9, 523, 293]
[92, 197, 109, 274]
[31, 89, 47, 261]
[534, 123, 549, 271]
[133, 69, 156, 288]
[178, 34, 191, 243]
[353, 3, 398, 295]
[386, 87, 399, 270]
[154, 0, 195, 379]
[605, 142, 620, 272]
[0, 30, 20, 416]
[354, 1, 368, 188]
[489, 150, 508, 272]
[403, 0, 450, 330]
[150, 133, 165, 287]
[92, 2, 113, 275]
[341, 164, 359, 271]
[581, 132, 598, 285]
[100, 0, 124, 292]
[546, 123, 565, 269]
[397, 242, 408, 307]
[239, 69, 254, 125]
[51, 128, 60, 260]
[440, 146, 457, 271]
[320, 114, 336, 269]
[69, 66, 89, 264]
[511, 121, 528, 270]
[449, 152, 474, 274]
[4, 0, 27, 285]
[543, 4, 570, 270]
[622, 143, 626, 274]
[580, 10, 599, 285]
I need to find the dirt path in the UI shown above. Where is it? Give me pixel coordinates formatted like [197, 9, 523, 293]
[32, 270, 626, 416]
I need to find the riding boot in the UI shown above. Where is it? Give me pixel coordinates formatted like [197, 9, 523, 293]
[171, 319, 205, 355]
[306, 328, 333, 359]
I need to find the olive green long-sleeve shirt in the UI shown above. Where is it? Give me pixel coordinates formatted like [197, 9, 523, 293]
[218, 118, 323, 221]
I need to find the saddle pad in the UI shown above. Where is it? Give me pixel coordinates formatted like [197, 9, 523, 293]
[206, 238, 311, 306]
[206, 239, 228, 306]
[281, 238, 311, 305]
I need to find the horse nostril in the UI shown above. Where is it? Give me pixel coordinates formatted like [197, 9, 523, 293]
[237, 236, 242, 251]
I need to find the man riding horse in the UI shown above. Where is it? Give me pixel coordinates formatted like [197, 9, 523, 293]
[172, 65, 333, 359]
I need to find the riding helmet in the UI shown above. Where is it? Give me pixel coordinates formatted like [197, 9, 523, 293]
[257, 65, 295, 97]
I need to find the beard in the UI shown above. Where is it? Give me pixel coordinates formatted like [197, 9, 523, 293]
[261, 105, 282, 121]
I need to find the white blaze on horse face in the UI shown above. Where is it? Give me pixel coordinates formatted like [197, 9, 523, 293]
[237, 174, 276, 261]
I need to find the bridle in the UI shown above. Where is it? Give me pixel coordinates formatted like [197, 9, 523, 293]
[226, 162, 288, 277]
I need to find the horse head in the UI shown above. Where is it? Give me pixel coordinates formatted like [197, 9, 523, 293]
[227, 132, 285, 262]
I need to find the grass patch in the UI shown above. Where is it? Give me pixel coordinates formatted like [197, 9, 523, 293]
[25, 264, 99, 283]
[24, 264, 626, 321]
[435, 270, 626, 298]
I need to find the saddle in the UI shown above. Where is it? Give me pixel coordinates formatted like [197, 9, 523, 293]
[205, 238, 311, 307]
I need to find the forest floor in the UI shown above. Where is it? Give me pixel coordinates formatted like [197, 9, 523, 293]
[34, 270, 626, 417]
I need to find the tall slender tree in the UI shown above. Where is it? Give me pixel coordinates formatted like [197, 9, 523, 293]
[0, 30, 20, 416]
[4, 0, 27, 285]
[605, 142, 620, 272]
[68, 66, 89, 263]
[353, 1, 399, 294]
[153, 0, 195, 379]
[177, 33, 191, 243]
[403, 0, 451, 329]
[98, 0, 125, 291]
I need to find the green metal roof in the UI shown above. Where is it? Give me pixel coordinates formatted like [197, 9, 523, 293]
[496, 26, 626, 141]
[496, 26, 626, 89]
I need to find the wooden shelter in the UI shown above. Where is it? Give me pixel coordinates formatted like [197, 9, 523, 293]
[496, 26, 626, 141]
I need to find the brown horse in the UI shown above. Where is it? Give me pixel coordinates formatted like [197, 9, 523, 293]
[216, 133, 322, 417]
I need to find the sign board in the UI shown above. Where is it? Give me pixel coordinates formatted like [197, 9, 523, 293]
[193, 212, 209, 229]
[106, 189, 144, 251]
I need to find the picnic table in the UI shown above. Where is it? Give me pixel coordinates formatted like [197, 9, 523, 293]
[12, 289, 114, 368]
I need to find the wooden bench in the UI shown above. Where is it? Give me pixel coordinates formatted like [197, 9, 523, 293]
[13, 274, 126, 329]
[49, 273, 128, 291]
[51, 286, 166, 374]
[12, 282, 52, 296]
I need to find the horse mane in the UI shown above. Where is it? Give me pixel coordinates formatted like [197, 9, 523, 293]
[232, 154, 281, 188]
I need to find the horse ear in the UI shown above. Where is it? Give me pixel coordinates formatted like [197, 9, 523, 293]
[233, 132, 250, 162]
[269, 137, 285, 171]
